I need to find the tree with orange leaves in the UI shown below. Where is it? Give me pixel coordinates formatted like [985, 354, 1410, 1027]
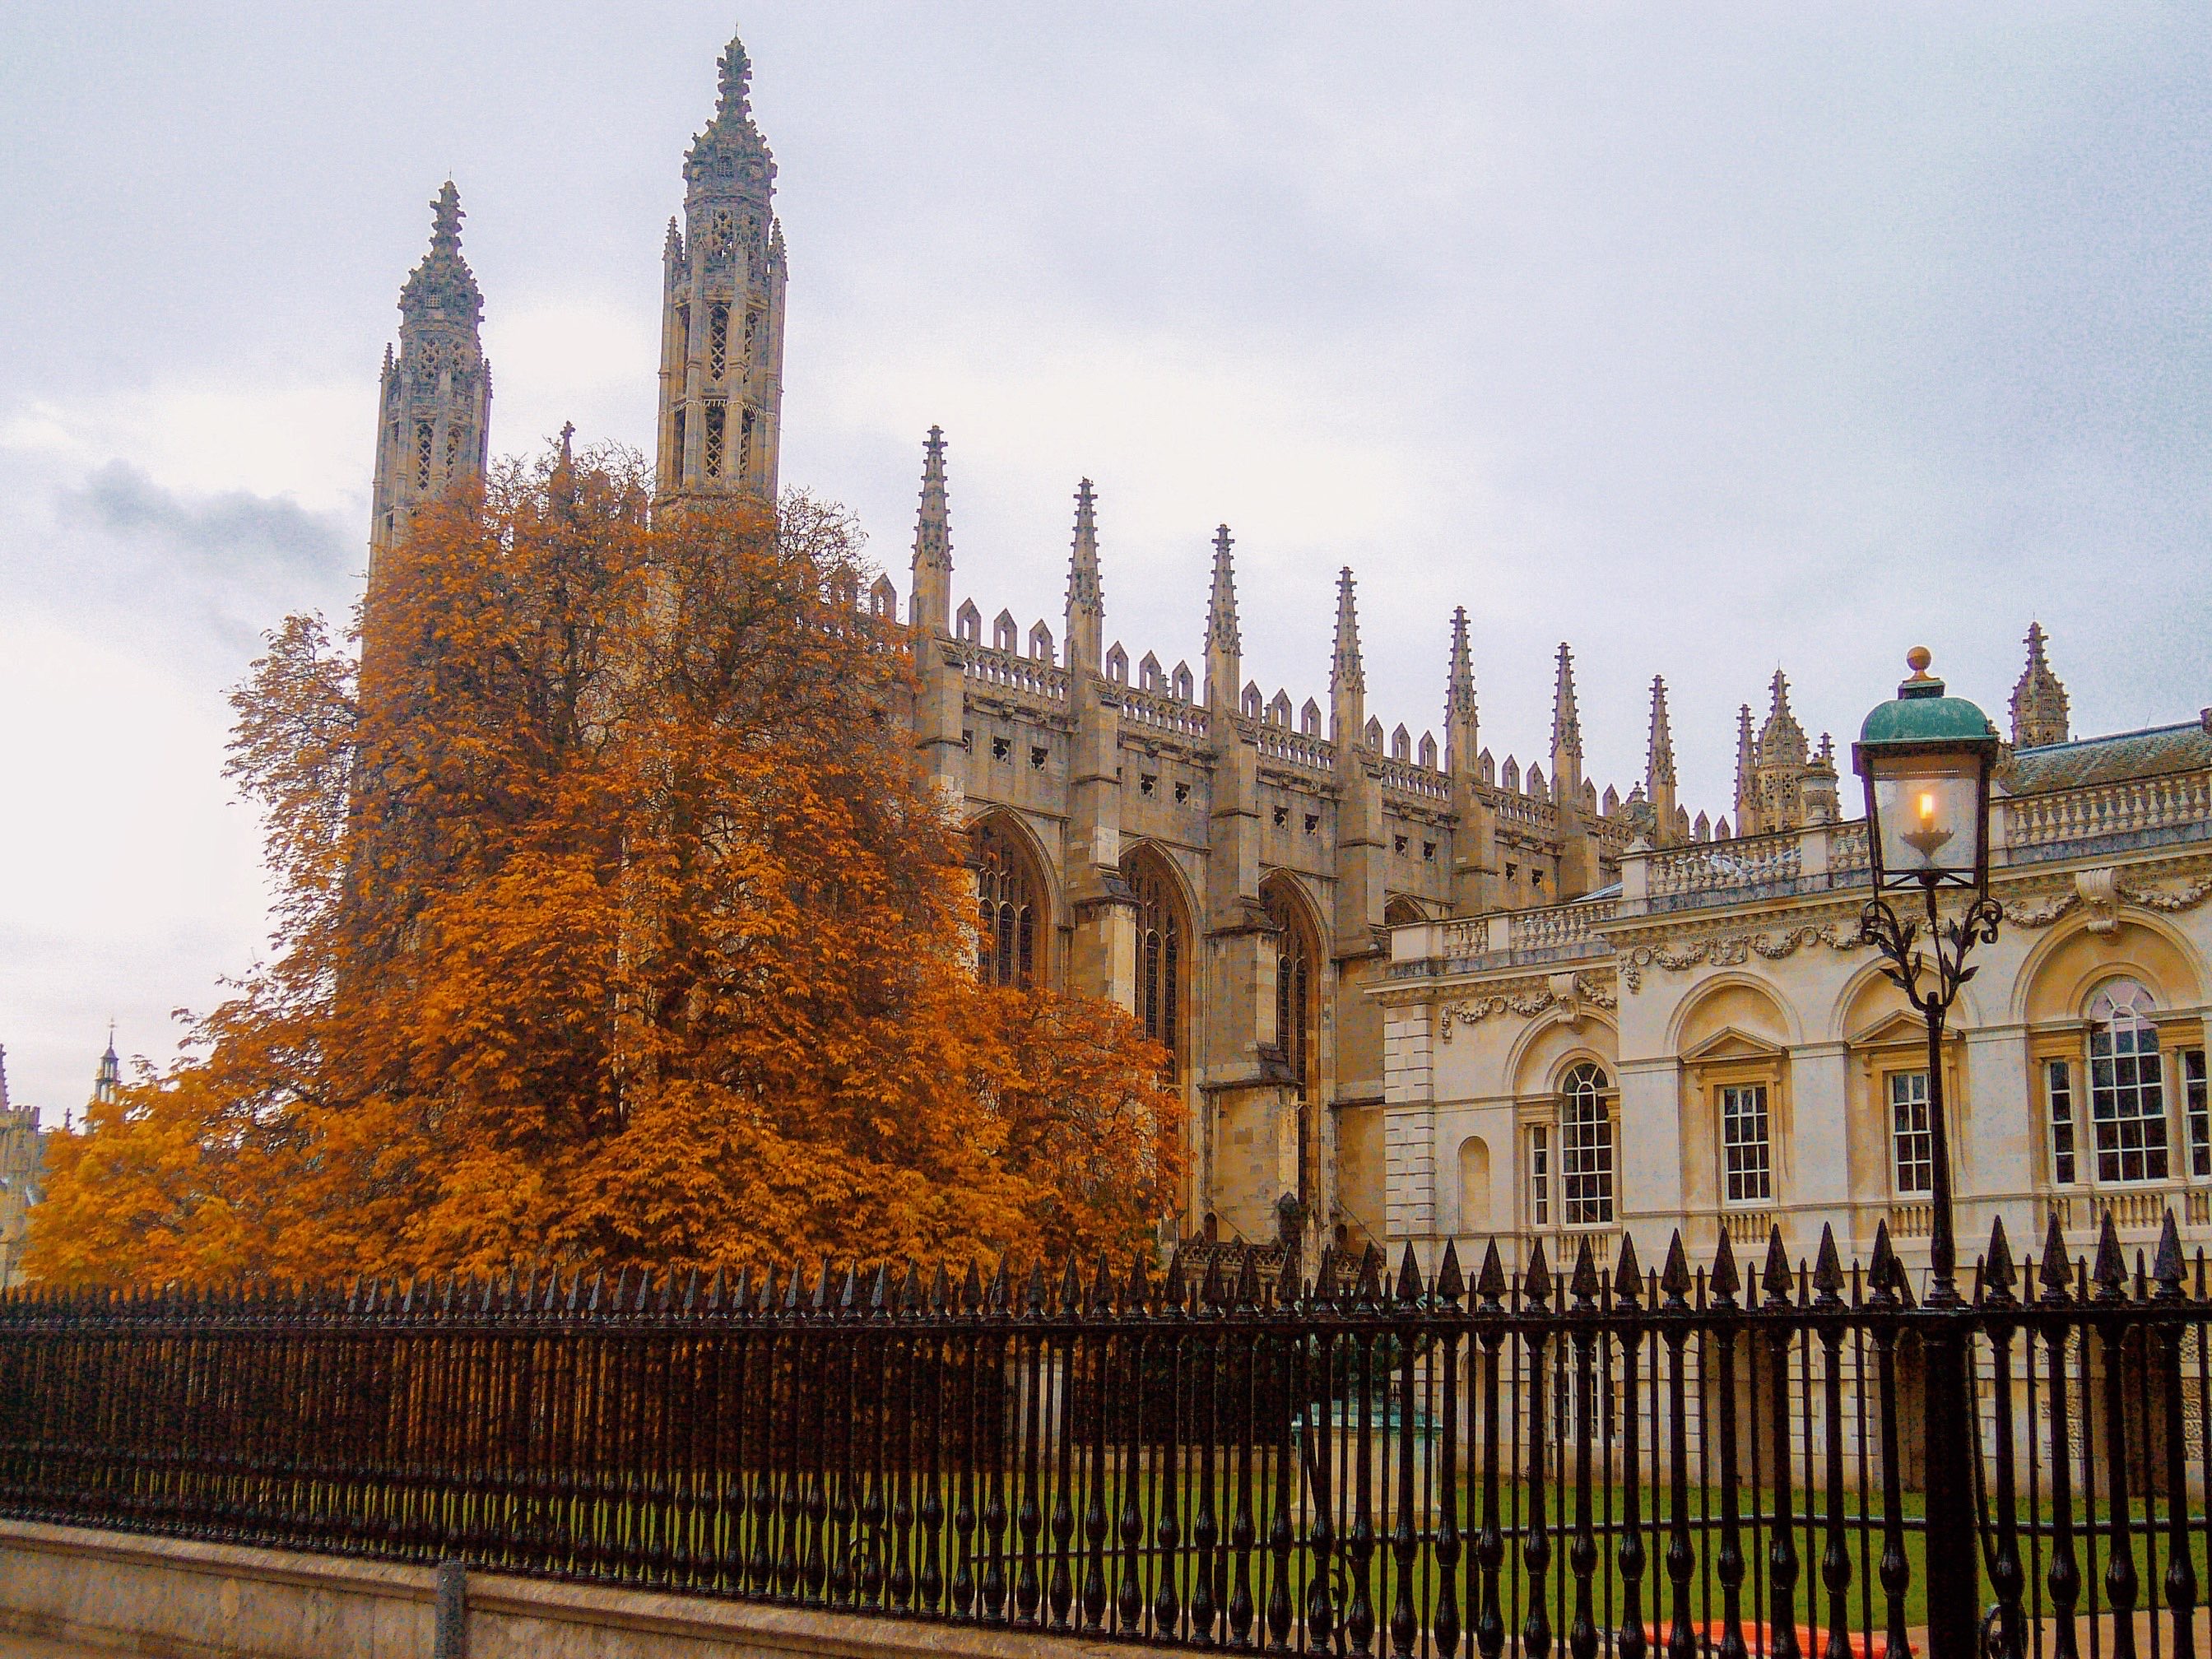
[30, 445, 1182, 1288]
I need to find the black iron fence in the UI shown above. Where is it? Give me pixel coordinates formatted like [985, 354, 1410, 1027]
[2, 1212, 2209, 1657]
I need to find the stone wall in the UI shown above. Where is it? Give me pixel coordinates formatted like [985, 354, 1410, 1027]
[0, 1521, 1131, 1659]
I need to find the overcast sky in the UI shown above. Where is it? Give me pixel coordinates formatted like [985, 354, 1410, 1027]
[2, 4, 2208, 1116]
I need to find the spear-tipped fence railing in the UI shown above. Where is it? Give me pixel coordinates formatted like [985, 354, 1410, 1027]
[2, 1211, 2210, 1657]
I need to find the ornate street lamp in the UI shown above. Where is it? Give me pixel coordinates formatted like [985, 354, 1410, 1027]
[1852, 645, 2002, 1304]
[1852, 644, 2001, 1659]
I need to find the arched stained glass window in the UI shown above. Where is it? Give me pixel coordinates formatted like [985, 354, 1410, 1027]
[1122, 848, 1184, 1072]
[1263, 877, 1317, 1101]
[974, 819, 1040, 989]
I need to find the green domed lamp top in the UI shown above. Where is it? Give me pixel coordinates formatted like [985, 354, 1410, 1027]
[1852, 647, 1999, 893]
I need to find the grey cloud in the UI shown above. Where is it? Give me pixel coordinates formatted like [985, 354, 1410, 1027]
[61, 462, 351, 585]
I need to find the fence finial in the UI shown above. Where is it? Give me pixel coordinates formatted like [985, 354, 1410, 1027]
[1710, 1232, 1740, 1308]
[1569, 1238, 1600, 1309]
[1982, 1219, 2017, 1307]
[1127, 1252, 1153, 1313]
[1396, 1242, 1427, 1306]
[1057, 1256, 1081, 1317]
[1522, 1238, 1552, 1310]
[1611, 1234, 1643, 1306]
[1866, 1222, 1898, 1308]
[1760, 1226, 1793, 1308]
[1356, 1244, 1386, 1308]
[1660, 1232, 1691, 1308]
[1435, 1238, 1465, 1306]
[2092, 1212, 2127, 1300]
[2154, 1211, 2186, 1301]
[1812, 1224, 1845, 1308]
[1022, 1262, 1044, 1317]
[1475, 1241, 1508, 1310]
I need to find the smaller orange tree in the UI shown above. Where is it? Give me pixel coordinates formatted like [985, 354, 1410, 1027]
[30, 445, 1182, 1288]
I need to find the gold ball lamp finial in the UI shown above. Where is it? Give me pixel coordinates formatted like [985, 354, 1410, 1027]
[1906, 646, 1933, 677]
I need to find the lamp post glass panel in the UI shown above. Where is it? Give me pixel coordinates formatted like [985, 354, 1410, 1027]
[1852, 645, 2000, 1659]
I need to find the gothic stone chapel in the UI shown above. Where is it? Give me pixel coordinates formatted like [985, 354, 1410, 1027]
[362, 35, 2212, 1279]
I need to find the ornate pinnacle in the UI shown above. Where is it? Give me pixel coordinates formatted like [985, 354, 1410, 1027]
[1206, 524, 1239, 654]
[2010, 620, 2070, 748]
[430, 180, 463, 255]
[1330, 567, 1364, 694]
[1647, 675, 1675, 788]
[1066, 478, 1102, 617]
[1551, 643, 1582, 760]
[912, 425, 951, 575]
[1447, 606, 1477, 723]
[715, 31, 753, 121]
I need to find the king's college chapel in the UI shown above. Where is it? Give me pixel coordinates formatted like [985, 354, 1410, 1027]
[364, 34, 2212, 1289]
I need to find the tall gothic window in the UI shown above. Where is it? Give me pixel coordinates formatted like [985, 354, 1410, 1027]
[708, 303, 730, 379]
[704, 401, 727, 477]
[415, 421, 434, 490]
[1122, 848, 1184, 1074]
[740, 407, 756, 476]
[1262, 877, 1316, 1101]
[974, 819, 1040, 989]
[1559, 1062, 1615, 1225]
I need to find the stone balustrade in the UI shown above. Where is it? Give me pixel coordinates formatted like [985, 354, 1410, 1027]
[1113, 685, 1208, 739]
[1507, 897, 1617, 954]
[1375, 755, 1451, 803]
[1253, 723, 1334, 774]
[951, 641, 1066, 704]
[2003, 769, 2212, 857]
[1645, 830, 1805, 902]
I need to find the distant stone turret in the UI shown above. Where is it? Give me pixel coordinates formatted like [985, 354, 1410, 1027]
[2010, 621, 2070, 749]
[368, 182, 490, 580]
[657, 31, 787, 500]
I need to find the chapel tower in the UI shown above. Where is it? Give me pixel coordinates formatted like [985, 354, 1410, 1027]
[368, 183, 491, 578]
[656, 32, 788, 501]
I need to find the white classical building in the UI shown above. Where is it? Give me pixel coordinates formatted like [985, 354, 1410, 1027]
[1377, 685, 2212, 1287]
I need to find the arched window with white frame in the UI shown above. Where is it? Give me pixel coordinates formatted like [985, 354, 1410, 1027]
[1559, 1062, 1616, 1226]
[2087, 980, 2168, 1184]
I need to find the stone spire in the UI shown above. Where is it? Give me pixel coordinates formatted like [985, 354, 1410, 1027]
[1331, 569, 1364, 693]
[657, 30, 787, 500]
[1551, 644, 1582, 761]
[1444, 606, 1478, 773]
[1647, 675, 1676, 787]
[1645, 674, 1678, 845]
[1330, 568, 1365, 748]
[368, 181, 491, 579]
[1733, 704, 1756, 835]
[1204, 523, 1240, 713]
[2010, 621, 2070, 749]
[1759, 669, 1808, 766]
[908, 425, 952, 635]
[93, 1025, 120, 1108]
[1064, 479, 1104, 675]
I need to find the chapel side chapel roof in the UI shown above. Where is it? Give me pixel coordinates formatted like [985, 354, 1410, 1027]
[2003, 716, 2212, 795]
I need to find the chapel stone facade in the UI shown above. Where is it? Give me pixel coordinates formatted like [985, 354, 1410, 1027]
[360, 33, 2210, 1271]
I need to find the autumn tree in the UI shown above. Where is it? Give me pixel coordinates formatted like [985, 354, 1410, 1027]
[30, 445, 1181, 1288]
